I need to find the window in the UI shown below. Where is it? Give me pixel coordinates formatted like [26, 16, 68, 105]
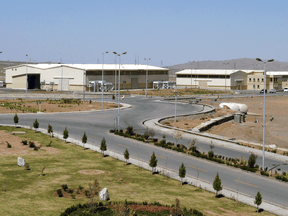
[253, 78, 255, 82]
[270, 78, 273, 82]
[274, 78, 278, 82]
[249, 78, 252, 82]
[257, 78, 260, 82]
[253, 85, 255, 89]
[257, 85, 260, 89]
[262, 78, 264, 82]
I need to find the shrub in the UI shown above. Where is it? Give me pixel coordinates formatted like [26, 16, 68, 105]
[29, 141, 35, 148]
[21, 140, 28, 145]
[208, 151, 214, 158]
[57, 189, 63, 197]
[6, 141, 11, 148]
[248, 153, 257, 168]
[71, 194, 75, 199]
[260, 171, 269, 176]
[78, 185, 84, 191]
[125, 126, 134, 135]
[33, 146, 38, 151]
[85, 190, 90, 197]
[61, 184, 68, 191]
[67, 189, 74, 194]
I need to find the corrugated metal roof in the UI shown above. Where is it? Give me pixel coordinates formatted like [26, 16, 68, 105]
[21, 64, 169, 71]
[266, 71, 288, 75]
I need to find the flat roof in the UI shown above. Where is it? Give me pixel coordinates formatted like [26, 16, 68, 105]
[5, 64, 169, 71]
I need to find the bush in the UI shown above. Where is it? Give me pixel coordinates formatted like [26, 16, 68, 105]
[248, 153, 257, 168]
[21, 140, 28, 145]
[71, 194, 75, 199]
[57, 189, 63, 197]
[61, 184, 68, 191]
[125, 126, 134, 135]
[6, 141, 11, 148]
[260, 171, 269, 176]
[29, 141, 35, 148]
[208, 151, 214, 158]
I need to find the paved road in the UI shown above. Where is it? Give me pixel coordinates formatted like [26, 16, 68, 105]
[0, 95, 288, 208]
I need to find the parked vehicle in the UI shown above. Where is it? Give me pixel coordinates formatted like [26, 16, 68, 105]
[260, 89, 267, 94]
[269, 89, 277, 93]
[284, 87, 288, 93]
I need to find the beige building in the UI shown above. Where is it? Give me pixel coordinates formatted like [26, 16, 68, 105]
[5, 64, 169, 91]
[247, 71, 286, 90]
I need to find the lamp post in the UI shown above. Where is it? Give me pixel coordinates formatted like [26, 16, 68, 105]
[102, 51, 109, 111]
[83, 70, 86, 101]
[113, 52, 127, 131]
[223, 62, 229, 92]
[114, 54, 117, 100]
[26, 54, 28, 97]
[174, 90, 177, 128]
[144, 58, 151, 97]
[256, 58, 274, 170]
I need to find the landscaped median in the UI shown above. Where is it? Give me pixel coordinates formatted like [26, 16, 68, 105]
[0, 125, 273, 216]
[110, 127, 288, 183]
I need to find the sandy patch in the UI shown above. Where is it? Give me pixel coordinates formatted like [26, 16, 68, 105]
[0, 130, 60, 156]
[0, 99, 120, 113]
[171, 95, 288, 148]
[78, 169, 105, 175]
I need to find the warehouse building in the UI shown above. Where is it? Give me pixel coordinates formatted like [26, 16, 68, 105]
[176, 69, 288, 90]
[5, 64, 169, 91]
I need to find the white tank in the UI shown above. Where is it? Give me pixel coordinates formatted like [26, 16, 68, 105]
[219, 102, 248, 114]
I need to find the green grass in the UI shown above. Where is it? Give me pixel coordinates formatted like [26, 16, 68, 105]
[0, 126, 274, 216]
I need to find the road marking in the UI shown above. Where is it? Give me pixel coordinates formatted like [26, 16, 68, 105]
[149, 153, 165, 159]
[90, 135, 101, 140]
[235, 179, 258, 188]
[118, 144, 130, 148]
[187, 165, 208, 172]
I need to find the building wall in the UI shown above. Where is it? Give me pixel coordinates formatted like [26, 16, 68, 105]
[230, 71, 248, 90]
[176, 77, 231, 90]
[11, 75, 26, 89]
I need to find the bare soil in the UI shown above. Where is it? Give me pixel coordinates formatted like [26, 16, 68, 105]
[0, 130, 60, 156]
[0, 99, 120, 113]
[173, 95, 288, 148]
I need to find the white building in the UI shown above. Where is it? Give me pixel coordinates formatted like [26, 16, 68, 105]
[5, 64, 169, 91]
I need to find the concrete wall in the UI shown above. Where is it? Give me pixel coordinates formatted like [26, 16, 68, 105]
[176, 77, 231, 89]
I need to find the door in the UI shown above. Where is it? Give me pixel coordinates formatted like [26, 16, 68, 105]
[59, 78, 69, 91]
[131, 78, 138, 89]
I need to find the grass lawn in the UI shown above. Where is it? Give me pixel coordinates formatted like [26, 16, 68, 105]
[0, 126, 273, 216]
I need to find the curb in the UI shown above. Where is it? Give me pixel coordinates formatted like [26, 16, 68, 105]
[1, 123, 286, 216]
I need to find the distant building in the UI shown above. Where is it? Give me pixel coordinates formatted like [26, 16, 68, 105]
[5, 64, 169, 91]
[176, 69, 288, 90]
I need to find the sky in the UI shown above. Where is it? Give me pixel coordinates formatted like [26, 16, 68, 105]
[1, 0, 288, 66]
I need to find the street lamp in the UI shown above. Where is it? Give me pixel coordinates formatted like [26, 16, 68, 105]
[26, 54, 28, 97]
[83, 70, 86, 101]
[144, 58, 151, 97]
[174, 90, 177, 128]
[102, 51, 109, 111]
[113, 52, 127, 131]
[223, 62, 229, 92]
[256, 58, 274, 170]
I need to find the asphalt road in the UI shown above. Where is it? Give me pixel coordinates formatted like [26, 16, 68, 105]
[0, 95, 288, 208]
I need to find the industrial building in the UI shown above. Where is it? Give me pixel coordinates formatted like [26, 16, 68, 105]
[176, 69, 288, 90]
[5, 64, 169, 91]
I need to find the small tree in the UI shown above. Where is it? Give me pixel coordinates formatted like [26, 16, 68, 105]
[82, 132, 87, 146]
[254, 191, 262, 213]
[125, 126, 134, 136]
[171, 198, 183, 216]
[14, 114, 19, 127]
[144, 127, 155, 140]
[248, 153, 258, 168]
[63, 127, 69, 143]
[48, 124, 53, 138]
[87, 178, 101, 213]
[213, 172, 222, 197]
[149, 151, 158, 173]
[174, 130, 182, 145]
[33, 119, 39, 132]
[179, 162, 186, 184]
[124, 148, 130, 164]
[100, 138, 107, 156]
[188, 139, 198, 152]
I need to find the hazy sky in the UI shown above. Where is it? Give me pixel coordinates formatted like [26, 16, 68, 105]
[1, 0, 287, 66]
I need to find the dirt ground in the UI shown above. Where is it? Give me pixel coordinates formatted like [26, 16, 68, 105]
[171, 95, 288, 148]
[0, 99, 120, 113]
[0, 130, 60, 156]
